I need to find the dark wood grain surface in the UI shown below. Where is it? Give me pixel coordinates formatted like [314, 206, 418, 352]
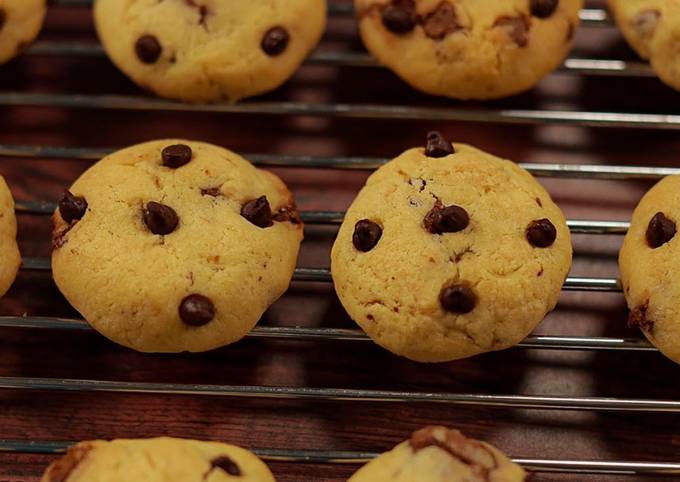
[1, 1, 680, 480]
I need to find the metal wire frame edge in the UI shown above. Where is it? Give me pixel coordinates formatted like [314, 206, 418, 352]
[0, 376, 679, 412]
[0, 316, 654, 352]
[25, 41, 650, 77]
[3, 144, 678, 181]
[4, 92, 680, 129]
[13, 201, 629, 234]
[1, 440, 678, 475]
[18, 257, 622, 291]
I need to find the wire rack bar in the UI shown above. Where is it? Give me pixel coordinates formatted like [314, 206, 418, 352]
[25, 41, 649, 77]
[0, 440, 678, 476]
[3, 92, 680, 129]
[12, 202, 629, 234]
[0, 316, 655, 352]
[0, 376, 677, 412]
[2, 144, 678, 180]
[18, 258, 622, 291]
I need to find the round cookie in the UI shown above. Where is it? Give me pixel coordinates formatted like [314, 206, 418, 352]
[52, 140, 303, 353]
[608, 0, 680, 92]
[348, 426, 527, 482]
[0, 175, 20, 296]
[331, 133, 572, 362]
[0, 0, 47, 64]
[41, 437, 276, 482]
[619, 175, 680, 365]
[93, 0, 326, 102]
[354, 0, 583, 100]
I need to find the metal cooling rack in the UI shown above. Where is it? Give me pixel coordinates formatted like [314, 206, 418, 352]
[2, 0, 680, 478]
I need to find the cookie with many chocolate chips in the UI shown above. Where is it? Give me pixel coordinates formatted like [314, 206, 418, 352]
[0, 176, 20, 297]
[93, 0, 326, 102]
[619, 175, 680, 365]
[40, 437, 276, 482]
[354, 0, 583, 99]
[348, 426, 527, 481]
[331, 133, 572, 362]
[0, 0, 47, 64]
[608, 1, 680, 93]
[52, 140, 302, 353]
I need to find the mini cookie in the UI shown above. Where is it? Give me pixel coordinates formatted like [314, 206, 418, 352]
[331, 133, 572, 362]
[52, 140, 303, 353]
[609, 0, 680, 92]
[619, 176, 680, 365]
[354, 0, 583, 99]
[41, 437, 276, 482]
[348, 426, 527, 482]
[0, 0, 47, 64]
[93, 0, 326, 102]
[0, 175, 20, 296]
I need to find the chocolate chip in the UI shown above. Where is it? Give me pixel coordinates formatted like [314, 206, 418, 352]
[261, 26, 289, 56]
[646, 212, 676, 248]
[425, 131, 455, 158]
[161, 144, 193, 168]
[424, 204, 469, 234]
[143, 202, 179, 235]
[381, 0, 417, 35]
[241, 196, 273, 228]
[135, 34, 162, 64]
[353, 219, 382, 252]
[59, 190, 88, 223]
[0, 9, 6, 32]
[494, 16, 530, 47]
[179, 294, 215, 327]
[633, 9, 661, 37]
[423, 2, 461, 40]
[440, 284, 476, 314]
[526, 218, 557, 247]
[210, 456, 241, 476]
[530, 0, 558, 19]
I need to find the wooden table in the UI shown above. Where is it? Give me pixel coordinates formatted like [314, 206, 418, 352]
[1, 1, 679, 480]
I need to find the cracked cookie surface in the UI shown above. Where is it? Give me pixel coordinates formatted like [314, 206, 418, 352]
[0, 0, 46, 64]
[619, 175, 680, 365]
[41, 437, 276, 482]
[609, 0, 680, 92]
[331, 135, 572, 362]
[354, 0, 583, 99]
[52, 139, 303, 353]
[94, 0, 326, 102]
[348, 426, 526, 482]
[0, 175, 20, 297]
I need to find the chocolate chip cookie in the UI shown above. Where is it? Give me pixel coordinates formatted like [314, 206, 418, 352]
[331, 132, 572, 362]
[619, 175, 680, 365]
[354, 0, 583, 99]
[609, 0, 680, 92]
[93, 0, 326, 102]
[348, 426, 527, 482]
[0, 175, 20, 296]
[41, 437, 276, 482]
[52, 140, 303, 353]
[0, 0, 47, 64]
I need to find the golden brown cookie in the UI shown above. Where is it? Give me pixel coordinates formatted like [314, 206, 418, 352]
[52, 140, 303, 353]
[94, 0, 326, 102]
[354, 0, 583, 99]
[331, 133, 572, 362]
[348, 426, 527, 482]
[41, 437, 276, 482]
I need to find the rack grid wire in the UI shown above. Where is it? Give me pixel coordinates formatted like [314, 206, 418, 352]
[2, 0, 679, 479]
